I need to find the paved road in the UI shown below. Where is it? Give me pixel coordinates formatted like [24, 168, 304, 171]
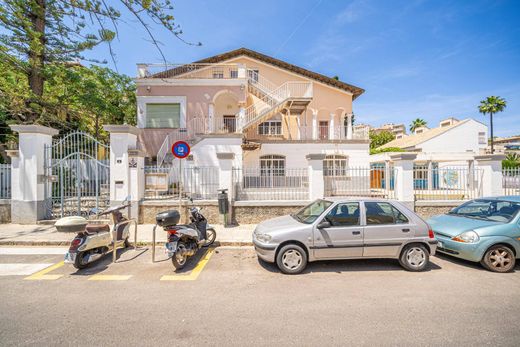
[0, 246, 519, 346]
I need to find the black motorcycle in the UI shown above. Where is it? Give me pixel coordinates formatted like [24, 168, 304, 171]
[155, 205, 216, 269]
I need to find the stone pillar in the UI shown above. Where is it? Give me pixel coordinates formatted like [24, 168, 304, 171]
[346, 113, 353, 140]
[475, 154, 505, 197]
[208, 103, 215, 133]
[306, 154, 326, 200]
[9, 125, 59, 223]
[312, 110, 318, 140]
[128, 149, 146, 220]
[390, 153, 417, 209]
[217, 153, 234, 224]
[104, 125, 141, 209]
[329, 113, 335, 140]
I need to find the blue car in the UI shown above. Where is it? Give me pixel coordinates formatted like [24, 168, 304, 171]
[427, 196, 520, 273]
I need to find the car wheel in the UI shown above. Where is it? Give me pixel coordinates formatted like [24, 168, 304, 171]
[276, 244, 307, 275]
[480, 245, 516, 273]
[399, 244, 429, 272]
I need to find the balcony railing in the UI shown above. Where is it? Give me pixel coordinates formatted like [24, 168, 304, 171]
[298, 126, 369, 140]
[137, 63, 244, 79]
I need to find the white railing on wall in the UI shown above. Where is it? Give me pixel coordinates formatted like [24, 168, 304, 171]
[414, 166, 483, 201]
[324, 167, 396, 199]
[503, 167, 520, 196]
[0, 164, 11, 199]
[233, 167, 309, 201]
[138, 63, 242, 79]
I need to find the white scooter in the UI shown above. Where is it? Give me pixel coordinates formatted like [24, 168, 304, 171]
[63, 199, 136, 269]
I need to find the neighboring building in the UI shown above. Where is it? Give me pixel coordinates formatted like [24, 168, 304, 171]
[379, 118, 488, 154]
[490, 135, 520, 153]
[135, 47, 370, 170]
[371, 123, 406, 137]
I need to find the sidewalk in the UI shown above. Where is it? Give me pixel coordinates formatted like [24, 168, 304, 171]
[0, 223, 256, 246]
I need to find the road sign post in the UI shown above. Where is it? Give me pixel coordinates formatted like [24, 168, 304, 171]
[172, 141, 191, 222]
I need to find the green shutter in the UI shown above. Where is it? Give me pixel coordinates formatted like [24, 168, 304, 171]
[146, 103, 181, 128]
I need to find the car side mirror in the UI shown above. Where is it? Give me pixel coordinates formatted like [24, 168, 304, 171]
[317, 221, 331, 229]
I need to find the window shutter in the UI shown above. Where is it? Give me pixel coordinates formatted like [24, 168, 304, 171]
[146, 104, 181, 128]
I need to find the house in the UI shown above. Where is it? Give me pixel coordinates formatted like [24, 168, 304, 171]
[135, 48, 370, 175]
[371, 123, 407, 137]
[490, 135, 520, 153]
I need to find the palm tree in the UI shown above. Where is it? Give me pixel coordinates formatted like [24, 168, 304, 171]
[410, 118, 427, 133]
[479, 96, 507, 154]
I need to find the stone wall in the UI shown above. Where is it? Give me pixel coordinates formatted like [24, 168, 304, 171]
[414, 201, 461, 220]
[233, 204, 305, 224]
[139, 201, 220, 224]
[0, 200, 11, 224]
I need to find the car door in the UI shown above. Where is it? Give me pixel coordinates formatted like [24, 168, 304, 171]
[313, 202, 364, 259]
[362, 201, 413, 257]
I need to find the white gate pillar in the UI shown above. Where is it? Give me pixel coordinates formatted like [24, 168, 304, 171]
[390, 153, 417, 209]
[307, 154, 326, 200]
[9, 125, 59, 223]
[104, 125, 141, 214]
[217, 153, 234, 225]
[128, 149, 146, 220]
[475, 154, 505, 197]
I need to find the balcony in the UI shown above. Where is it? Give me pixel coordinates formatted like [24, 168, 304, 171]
[137, 63, 246, 80]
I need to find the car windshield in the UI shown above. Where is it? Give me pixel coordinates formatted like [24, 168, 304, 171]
[448, 199, 520, 223]
[292, 199, 333, 224]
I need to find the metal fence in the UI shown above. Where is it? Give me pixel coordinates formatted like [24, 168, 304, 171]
[233, 167, 309, 200]
[144, 166, 220, 200]
[324, 167, 396, 199]
[414, 166, 483, 200]
[503, 167, 520, 196]
[0, 164, 10, 199]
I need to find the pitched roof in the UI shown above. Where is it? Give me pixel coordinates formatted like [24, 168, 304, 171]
[162, 47, 365, 99]
[380, 119, 471, 150]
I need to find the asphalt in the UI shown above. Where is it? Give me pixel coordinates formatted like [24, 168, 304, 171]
[0, 246, 519, 346]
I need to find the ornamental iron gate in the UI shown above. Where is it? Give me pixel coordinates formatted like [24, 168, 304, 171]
[44, 131, 110, 219]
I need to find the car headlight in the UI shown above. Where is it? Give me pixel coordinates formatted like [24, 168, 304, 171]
[452, 231, 480, 243]
[255, 233, 272, 243]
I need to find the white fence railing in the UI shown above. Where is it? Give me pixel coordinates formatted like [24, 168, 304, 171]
[233, 167, 309, 201]
[144, 166, 220, 200]
[324, 167, 396, 199]
[139, 63, 242, 79]
[503, 167, 520, 196]
[414, 166, 483, 201]
[0, 164, 11, 199]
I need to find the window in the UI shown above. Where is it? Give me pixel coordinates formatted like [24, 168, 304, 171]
[230, 69, 238, 79]
[258, 121, 282, 136]
[260, 155, 285, 176]
[323, 155, 348, 176]
[248, 69, 259, 82]
[365, 202, 409, 225]
[478, 132, 486, 145]
[449, 199, 520, 223]
[146, 103, 180, 128]
[292, 199, 333, 224]
[324, 202, 360, 227]
[212, 68, 224, 79]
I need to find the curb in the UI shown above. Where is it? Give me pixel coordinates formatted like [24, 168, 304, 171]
[0, 240, 254, 247]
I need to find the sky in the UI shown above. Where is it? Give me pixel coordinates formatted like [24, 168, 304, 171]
[88, 0, 520, 137]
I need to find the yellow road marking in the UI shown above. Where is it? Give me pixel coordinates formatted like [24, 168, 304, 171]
[24, 261, 65, 280]
[88, 275, 132, 281]
[161, 248, 215, 281]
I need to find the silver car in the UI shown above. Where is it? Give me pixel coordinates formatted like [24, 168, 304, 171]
[253, 198, 438, 274]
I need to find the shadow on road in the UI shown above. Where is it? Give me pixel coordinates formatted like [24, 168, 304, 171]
[70, 246, 149, 276]
[257, 257, 443, 274]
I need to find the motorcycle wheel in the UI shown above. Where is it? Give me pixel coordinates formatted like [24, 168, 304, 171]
[124, 237, 131, 248]
[171, 242, 188, 270]
[203, 228, 216, 247]
[73, 251, 88, 270]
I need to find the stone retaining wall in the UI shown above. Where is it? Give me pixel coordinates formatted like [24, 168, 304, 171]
[0, 200, 11, 224]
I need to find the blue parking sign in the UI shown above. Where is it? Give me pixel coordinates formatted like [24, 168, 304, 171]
[171, 141, 190, 159]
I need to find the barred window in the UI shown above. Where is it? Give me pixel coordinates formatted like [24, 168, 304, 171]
[258, 121, 282, 135]
[323, 155, 348, 176]
[260, 155, 285, 176]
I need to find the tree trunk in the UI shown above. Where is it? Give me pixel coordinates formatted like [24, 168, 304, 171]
[26, 0, 47, 122]
[490, 112, 494, 154]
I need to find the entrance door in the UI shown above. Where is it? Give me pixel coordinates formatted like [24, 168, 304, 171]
[223, 115, 236, 133]
[319, 121, 329, 140]
[313, 202, 364, 259]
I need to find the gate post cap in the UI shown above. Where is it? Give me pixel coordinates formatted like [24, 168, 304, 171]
[103, 125, 141, 135]
[9, 124, 59, 136]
